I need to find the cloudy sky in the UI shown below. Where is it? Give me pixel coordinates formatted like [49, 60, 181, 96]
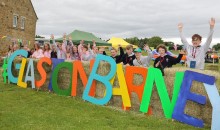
[31, 0, 220, 46]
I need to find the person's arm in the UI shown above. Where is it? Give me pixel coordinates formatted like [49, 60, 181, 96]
[178, 23, 190, 47]
[78, 44, 83, 56]
[118, 46, 124, 58]
[51, 34, 58, 51]
[203, 18, 215, 52]
[121, 55, 126, 65]
[62, 34, 67, 53]
[169, 53, 183, 65]
[154, 58, 160, 68]
[69, 37, 73, 46]
[144, 45, 153, 65]
[88, 43, 94, 55]
[92, 40, 96, 49]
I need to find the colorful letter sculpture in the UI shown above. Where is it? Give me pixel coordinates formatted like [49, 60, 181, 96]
[172, 71, 215, 128]
[140, 68, 184, 118]
[8, 49, 28, 83]
[52, 62, 73, 96]
[82, 54, 116, 105]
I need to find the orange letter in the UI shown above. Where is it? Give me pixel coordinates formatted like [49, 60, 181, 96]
[35, 57, 52, 88]
[71, 60, 96, 97]
[125, 66, 152, 115]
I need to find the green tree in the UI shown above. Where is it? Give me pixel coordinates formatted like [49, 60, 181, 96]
[35, 35, 45, 38]
[124, 37, 139, 46]
[148, 36, 164, 48]
[212, 43, 220, 51]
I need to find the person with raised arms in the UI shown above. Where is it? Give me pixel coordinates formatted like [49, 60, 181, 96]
[178, 18, 215, 69]
[133, 45, 153, 67]
[81, 43, 93, 61]
[110, 44, 124, 64]
[51, 34, 67, 59]
[121, 45, 136, 66]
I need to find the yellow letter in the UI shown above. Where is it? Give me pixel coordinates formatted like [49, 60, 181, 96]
[17, 58, 27, 88]
[110, 64, 131, 108]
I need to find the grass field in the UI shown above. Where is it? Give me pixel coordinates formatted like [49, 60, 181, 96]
[0, 83, 209, 130]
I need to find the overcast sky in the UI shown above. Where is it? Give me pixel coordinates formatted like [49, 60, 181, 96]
[31, 0, 220, 46]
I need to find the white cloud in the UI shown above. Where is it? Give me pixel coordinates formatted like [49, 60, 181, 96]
[32, 0, 220, 45]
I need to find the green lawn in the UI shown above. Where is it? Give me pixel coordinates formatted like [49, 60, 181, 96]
[0, 83, 209, 130]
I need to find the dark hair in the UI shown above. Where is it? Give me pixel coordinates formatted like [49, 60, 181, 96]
[8, 45, 13, 52]
[82, 44, 88, 51]
[156, 44, 167, 53]
[192, 34, 202, 41]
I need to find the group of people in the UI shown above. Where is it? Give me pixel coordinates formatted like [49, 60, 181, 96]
[6, 18, 215, 75]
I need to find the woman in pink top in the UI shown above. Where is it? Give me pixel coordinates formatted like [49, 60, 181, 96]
[31, 43, 44, 59]
[81, 44, 92, 61]
[43, 43, 51, 58]
[72, 45, 80, 60]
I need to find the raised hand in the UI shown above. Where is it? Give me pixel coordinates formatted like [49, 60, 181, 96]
[179, 49, 186, 55]
[63, 33, 66, 40]
[144, 44, 150, 51]
[51, 34, 54, 39]
[210, 17, 215, 29]
[88, 43, 90, 49]
[178, 23, 183, 32]
[93, 40, 96, 47]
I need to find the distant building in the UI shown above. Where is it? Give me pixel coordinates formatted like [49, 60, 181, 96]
[0, 0, 38, 55]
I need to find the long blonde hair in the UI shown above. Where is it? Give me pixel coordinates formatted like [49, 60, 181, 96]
[43, 43, 51, 51]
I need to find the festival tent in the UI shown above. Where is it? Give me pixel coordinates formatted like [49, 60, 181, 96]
[108, 37, 138, 48]
[56, 30, 111, 46]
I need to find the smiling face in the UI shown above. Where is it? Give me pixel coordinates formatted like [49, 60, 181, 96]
[93, 47, 99, 53]
[82, 45, 88, 53]
[58, 44, 62, 50]
[44, 43, 50, 51]
[72, 46, 78, 53]
[158, 48, 166, 56]
[34, 43, 40, 50]
[192, 39, 202, 47]
[192, 34, 202, 47]
[134, 52, 141, 59]
[52, 45, 56, 50]
[110, 49, 117, 57]
[126, 48, 133, 55]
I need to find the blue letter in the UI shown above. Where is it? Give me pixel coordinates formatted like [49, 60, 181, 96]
[82, 54, 116, 105]
[24, 59, 35, 89]
[204, 83, 220, 130]
[48, 58, 64, 91]
[172, 70, 215, 128]
[8, 50, 28, 83]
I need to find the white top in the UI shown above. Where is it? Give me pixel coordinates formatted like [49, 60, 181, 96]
[133, 51, 153, 67]
[180, 29, 214, 69]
